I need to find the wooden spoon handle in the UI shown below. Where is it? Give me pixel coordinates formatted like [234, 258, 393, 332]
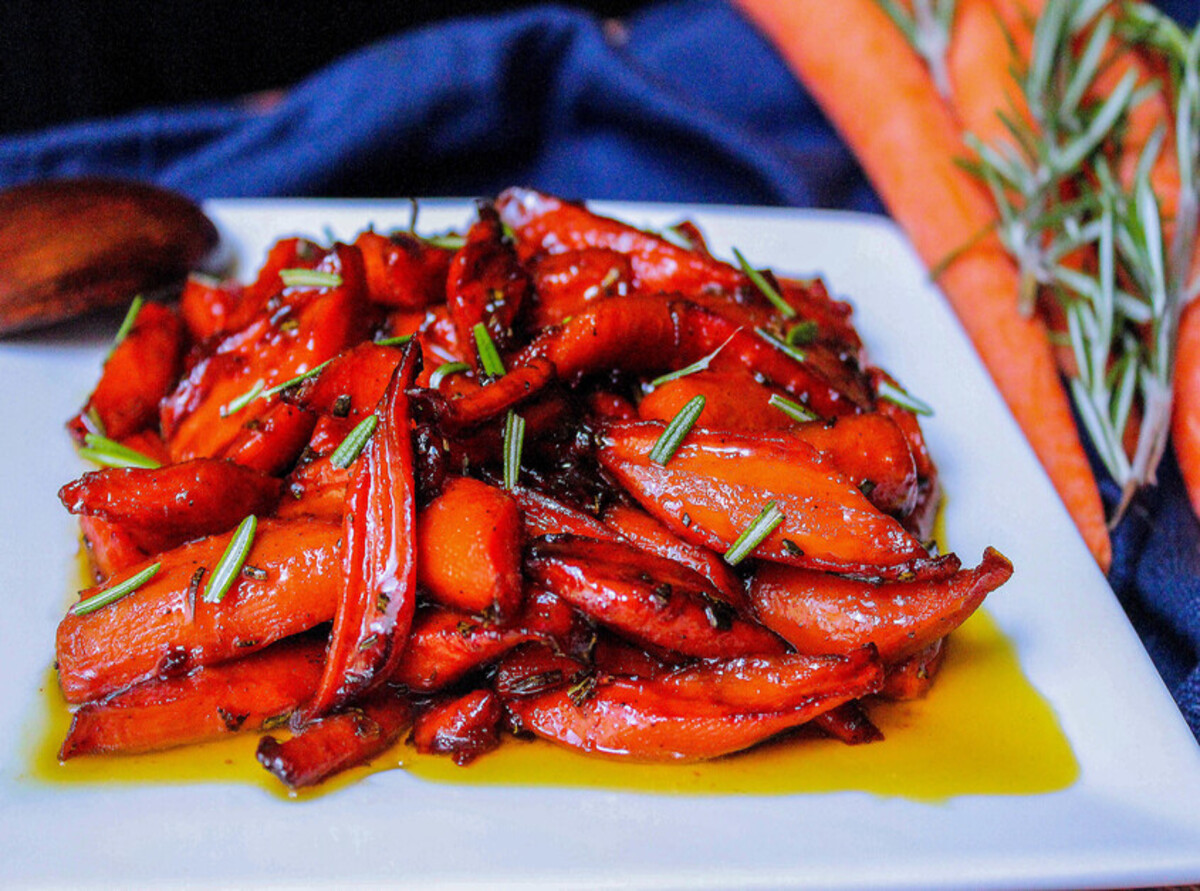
[0, 178, 219, 335]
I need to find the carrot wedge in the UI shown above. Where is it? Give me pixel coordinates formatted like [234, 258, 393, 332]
[411, 689, 503, 765]
[56, 517, 341, 703]
[300, 344, 420, 719]
[60, 636, 324, 758]
[734, 0, 1110, 568]
[749, 548, 1012, 662]
[256, 687, 413, 790]
[814, 702, 884, 745]
[598, 421, 941, 579]
[525, 535, 784, 659]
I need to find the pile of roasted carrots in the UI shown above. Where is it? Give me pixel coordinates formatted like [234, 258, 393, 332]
[54, 188, 1011, 790]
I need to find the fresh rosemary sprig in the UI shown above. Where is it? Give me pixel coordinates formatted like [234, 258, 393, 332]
[648, 332, 739, 389]
[874, 0, 957, 99]
[648, 395, 706, 465]
[955, 0, 1198, 518]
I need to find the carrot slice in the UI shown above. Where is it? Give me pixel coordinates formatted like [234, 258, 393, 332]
[526, 535, 785, 659]
[734, 0, 1110, 568]
[445, 203, 529, 358]
[416, 476, 524, 620]
[528, 248, 634, 327]
[355, 230, 450, 310]
[411, 689, 503, 765]
[257, 687, 413, 790]
[56, 517, 341, 703]
[749, 548, 1011, 662]
[880, 637, 948, 700]
[78, 515, 148, 581]
[598, 421, 938, 578]
[300, 344, 420, 719]
[60, 636, 324, 758]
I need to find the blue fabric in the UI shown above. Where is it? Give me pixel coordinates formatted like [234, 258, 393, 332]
[1, 0, 1196, 739]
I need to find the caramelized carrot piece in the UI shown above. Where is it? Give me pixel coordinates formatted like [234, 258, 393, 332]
[528, 247, 634, 327]
[505, 652, 881, 761]
[257, 687, 413, 790]
[492, 641, 589, 696]
[497, 187, 746, 296]
[179, 273, 245, 342]
[295, 341, 406, 424]
[68, 302, 185, 443]
[446, 203, 529, 358]
[814, 701, 883, 745]
[416, 476, 524, 620]
[59, 458, 282, 554]
[880, 637, 947, 700]
[411, 689, 503, 765]
[220, 402, 316, 476]
[161, 243, 371, 462]
[600, 503, 746, 608]
[60, 636, 325, 758]
[511, 486, 621, 541]
[355, 229, 451, 310]
[638, 369, 794, 433]
[599, 422, 939, 578]
[301, 346, 420, 719]
[526, 536, 784, 659]
[56, 517, 341, 703]
[439, 358, 556, 431]
[78, 515, 148, 581]
[749, 549, 1011, 662]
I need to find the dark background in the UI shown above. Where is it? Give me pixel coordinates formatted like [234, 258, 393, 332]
[1, 1, 647, 137]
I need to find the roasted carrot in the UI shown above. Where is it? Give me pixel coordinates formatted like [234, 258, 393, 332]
[528, 247, 634, 327]
[446, 203, 529, 358]
[56, 517, 341, 703]
[733, 0, 1110, 568]
[416, 476, 524, 620]
[301, 346, 420, 719]
[355, 229, 451, 310]
[257, 687, 413, 790]
[411, 689, 503, 765]
[1174, 303, 1200, 517]
[880, 637, 948, 700]
[78, 515, 148, 581]
[814, 702, 884, 745]
[749, 548, 1010, 663]
[60, 636, 324, 758]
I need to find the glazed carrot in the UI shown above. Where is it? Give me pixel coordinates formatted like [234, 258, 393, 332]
[638, 368, 793, 433]
[1172, 302, 1200, 517]
[67, 302, 185, 443]
[446, 204, 529, 357]
[734, 0, 1110, 568]
[257, 687, 413, 790]
[814, 702, 884, 745]
[880, 637, 948, 700]
[60, 636, 324, 758]
[526, 536, 785, 659]
[56, 517, 341, 703]
[511, 486, 622, 541]
[59, 458, 282, 554]
[749, 548, 1011, 663]
[301, 346, 420, 719]
[528, 248, 634, 327]
[220, 402, 316, 476]
[78, 515, 148, 581]
[416, 476, 524, 620]
[411, 689, 503, 765]
[355, 229, 450, 310]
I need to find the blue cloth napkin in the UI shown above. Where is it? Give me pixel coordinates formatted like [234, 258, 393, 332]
[2, 0, 1196, 738]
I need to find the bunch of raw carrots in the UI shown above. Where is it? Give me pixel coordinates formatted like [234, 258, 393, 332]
[736, 0, 1200, 571]
[54, 188, 1010, 790]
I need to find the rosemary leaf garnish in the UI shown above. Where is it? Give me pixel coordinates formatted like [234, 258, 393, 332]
[755, 327, 807, 364]
[421, 233, 467, 250]
[219, 380, 265, 417]
[279, 268, 343, 289]
[430, 361, 471, 388]
[473, 323, 507, 377]
[78, 433, 161, 469]
[203, 515, 257, 604]
[69, 561, 161, 616]
[503, 410, 526, 490]
[733, 248, 796, 319]
[648, 332, 739, 389]
[109, 295, 144, 355]
[768, 393, 819, 423]
[648, 395, 705, 465]
[723, 501, 785, 566]
[330, 414, 379, 469]
[374, 333, 414, 347]
[877, 380, 933, 416]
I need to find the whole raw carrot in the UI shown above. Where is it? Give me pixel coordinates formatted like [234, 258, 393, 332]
[1172, 301, 1200, 517]
[734, 0, 1111, 568]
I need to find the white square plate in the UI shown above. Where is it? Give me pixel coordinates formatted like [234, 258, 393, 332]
[2, 200, 1198, 889]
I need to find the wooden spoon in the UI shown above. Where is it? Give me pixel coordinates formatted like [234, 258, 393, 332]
[0, 178, 219, 335]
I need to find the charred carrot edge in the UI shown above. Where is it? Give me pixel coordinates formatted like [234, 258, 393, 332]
[734, 0, 1110, 569]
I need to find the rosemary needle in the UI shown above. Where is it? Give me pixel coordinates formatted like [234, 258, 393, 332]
[203, 516, 258, 604]
[723, 502, 785, 566]
[503, 411, 526, 490]
[877, 380, 934, 416]
[733, 248, 796, 319]
[78, 433, 161, 469]
[430, 361, 471, 388]
[330, 414, 379, 469]
[768, 393, 819, 423]
[648, 395, 705, 465]
[473, 323, 507, 377]
[69, 562, 161, 616]
[279, 268, 343, 288]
